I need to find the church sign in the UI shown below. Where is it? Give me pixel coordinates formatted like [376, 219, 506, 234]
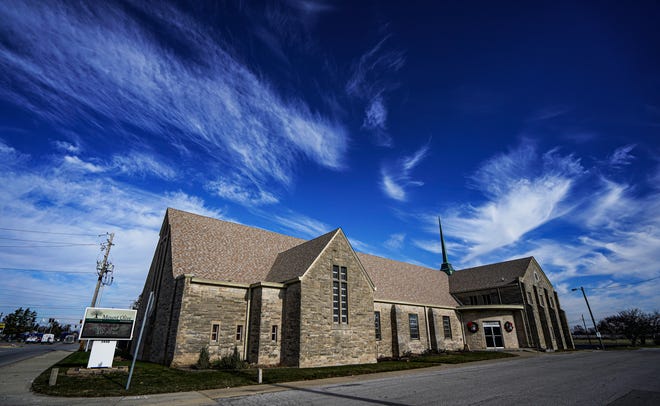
[80, 307, 137, 341]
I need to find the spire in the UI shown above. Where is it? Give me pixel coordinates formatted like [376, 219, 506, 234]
[439, 217, 454, 276]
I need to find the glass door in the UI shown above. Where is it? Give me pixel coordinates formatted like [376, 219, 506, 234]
[483, 321, 504, 348]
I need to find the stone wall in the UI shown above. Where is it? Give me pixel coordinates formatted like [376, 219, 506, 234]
[248, 285, 284, 365]
[172, 280, 248, 367]
[428, 308, 464, 351]
[280, 282, 301, 366]
[374, 302, 394, 359]
[392, 304, 430, 355]
[460, 310, 520, 350]
[298, 232, 376, 367]
[134, 228, 182, 365]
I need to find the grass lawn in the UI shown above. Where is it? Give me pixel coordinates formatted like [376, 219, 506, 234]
[32, 351, 516, 397]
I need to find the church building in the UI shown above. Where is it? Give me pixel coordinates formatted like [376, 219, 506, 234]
[133, 208, 573, 368]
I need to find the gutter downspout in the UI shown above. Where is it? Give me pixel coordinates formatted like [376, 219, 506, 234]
[457, 311, 469, 351]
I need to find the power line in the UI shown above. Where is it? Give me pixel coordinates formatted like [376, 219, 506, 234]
[0, 237, 95, 244]
[0, 243, 98, 248]
[587, 275, 660, 291]
[0, 267, 92, 274]
[0, 227, 100, 237]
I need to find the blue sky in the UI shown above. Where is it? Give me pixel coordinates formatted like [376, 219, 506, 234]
[1, 1, 658, 330]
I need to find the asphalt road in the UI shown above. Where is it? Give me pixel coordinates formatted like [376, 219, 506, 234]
[0, 342, 78, 368]
[221, 349, 660, 406]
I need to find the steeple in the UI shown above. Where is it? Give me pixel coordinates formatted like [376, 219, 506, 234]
[439, 217, 455, 276]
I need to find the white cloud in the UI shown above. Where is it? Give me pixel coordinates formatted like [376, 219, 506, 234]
[0, 1, 347, 203]
[112, 152, 176, 180]
[384, 233, 405, 250]
[608, 144, 636, 166]
[346, 35, 405, 146]
[0, 161, 225, 322]
[412, 239, 442, 255]
[63, 155, 105, 173]
[53, 140, 80, 153]
[0, 138, 29, 166]
[362, 95, 387, 131]
[270, 211, 331, 239]
[207, 176, 279, 206]
[446, 143, 582, 260]
[380, 144, 429, 201]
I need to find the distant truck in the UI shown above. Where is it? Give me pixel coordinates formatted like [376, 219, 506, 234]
[41, 333, 55, 344]
[63, 335, 76, 344]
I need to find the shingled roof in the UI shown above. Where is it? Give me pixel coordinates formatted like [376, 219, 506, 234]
[164, 208, 458, 307]
[266, 229, 339, 283]
[167, 208, 303, 283]
[448, 257, 534, 293]
[358, 253, 459, 307]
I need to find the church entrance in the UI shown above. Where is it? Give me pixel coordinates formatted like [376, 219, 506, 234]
[483, 321, 504, 348]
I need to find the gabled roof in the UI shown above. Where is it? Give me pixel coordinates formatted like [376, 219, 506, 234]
[167, 208, 303, 283]
[164, 208, 458, 307]
[266, 229, 339, 283]
[358, 253, 459, 307]
[448, 257, 534, 293]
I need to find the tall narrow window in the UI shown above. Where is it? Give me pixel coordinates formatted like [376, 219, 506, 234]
[271, 325, 278, 342]
[332, 265, 348, 324]
[236, 325, 243, 341]
[374, 311, 381, 340]
[442, 316, 452, 339]
[211, 323, 220, 342]
[409, 314, 420, 340]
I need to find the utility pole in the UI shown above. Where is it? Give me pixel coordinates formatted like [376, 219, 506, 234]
[572, 286, 604, 350]
[581, 314, 592, 346]
[90, 233, 114, 308]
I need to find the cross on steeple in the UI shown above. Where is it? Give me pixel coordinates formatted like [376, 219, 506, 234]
[439, 217, 454, 276]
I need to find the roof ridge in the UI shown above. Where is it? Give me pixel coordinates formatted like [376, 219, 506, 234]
[457, 256, 533, 272]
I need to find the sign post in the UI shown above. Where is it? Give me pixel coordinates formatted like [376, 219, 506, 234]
[80, 307, 137, 368]
[126, 291, 154, 390]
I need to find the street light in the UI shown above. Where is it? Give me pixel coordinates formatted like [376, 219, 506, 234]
[572, 286, 605, 350]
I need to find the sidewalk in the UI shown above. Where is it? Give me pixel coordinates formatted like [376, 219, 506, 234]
[0, 350, 540, 405]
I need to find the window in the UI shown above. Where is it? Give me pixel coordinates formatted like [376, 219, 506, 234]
[374, 311, 381, 340]
[210, 323, 219, 342]
[409, 314, 420, 340]
[271, 325, 278, 342]
[469, 295, 478, 305]
[481, 294, 492, 305]
[332, 265, 348, 324]
[236, 325, 243, 341]
[442, 316, 452, 339]
[538, 292, 544, 307]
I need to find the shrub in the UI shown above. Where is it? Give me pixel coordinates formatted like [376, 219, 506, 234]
[214, 346, 247, 370]
[196, 346, 210, 369]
